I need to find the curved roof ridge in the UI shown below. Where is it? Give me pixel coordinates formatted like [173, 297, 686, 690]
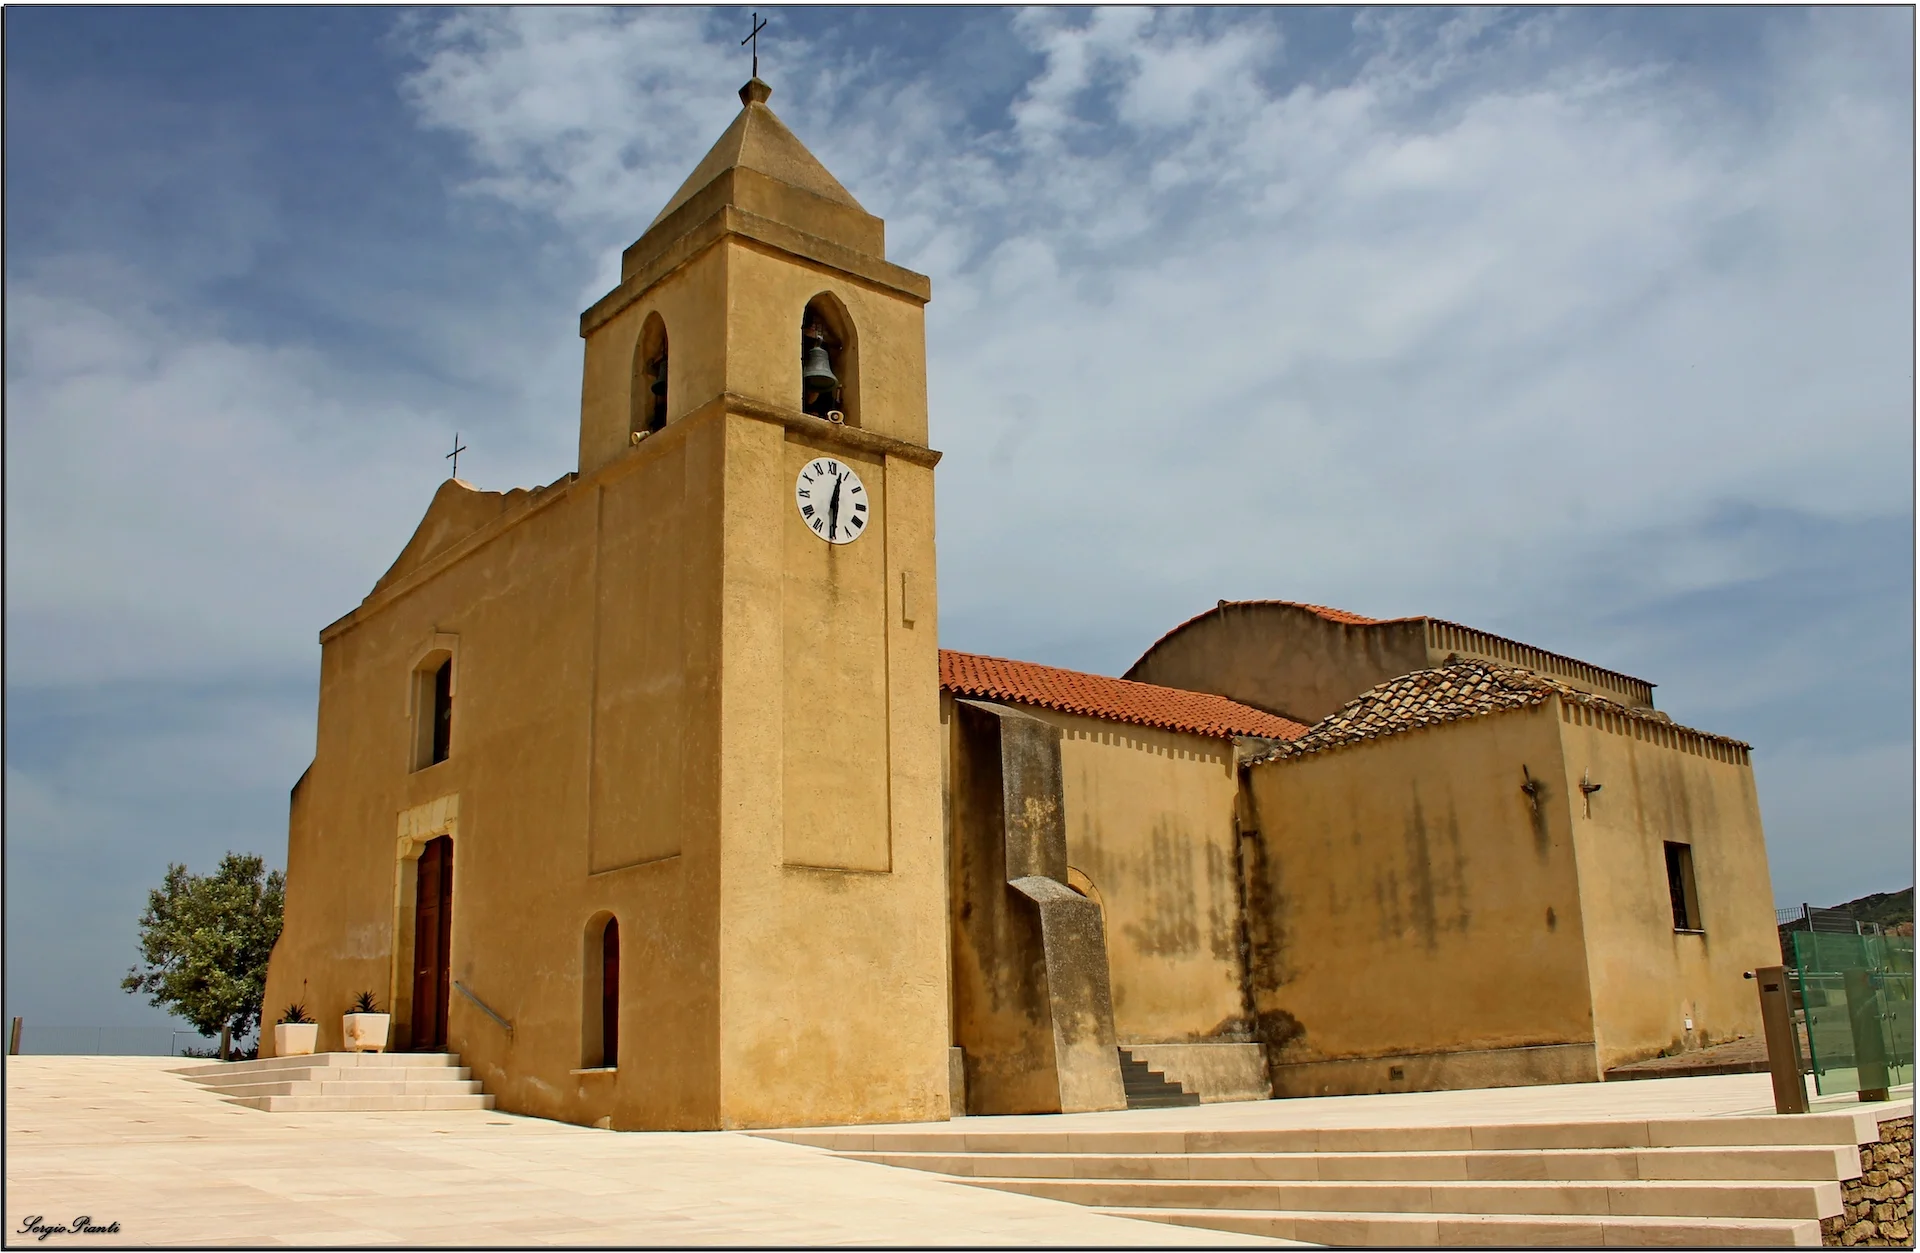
[940, 649, 1307, 742]
[1248, 657, 1747, 766]
[1128, 599, 1415, 674]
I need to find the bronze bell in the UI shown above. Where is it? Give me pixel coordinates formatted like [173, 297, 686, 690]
[802, 332, 839, 392]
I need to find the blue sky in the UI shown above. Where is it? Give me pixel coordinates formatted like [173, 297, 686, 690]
[6, 6, 1913, 1039]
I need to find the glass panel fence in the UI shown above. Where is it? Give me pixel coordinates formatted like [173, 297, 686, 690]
[1788, 931, 1915, 1096]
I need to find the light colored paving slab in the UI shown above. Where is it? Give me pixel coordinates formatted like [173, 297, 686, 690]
[767, 1072, 1912, 1145]
[3, 1057, 1294, 1247]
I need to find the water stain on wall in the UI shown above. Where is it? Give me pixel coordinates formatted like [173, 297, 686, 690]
[1121, 820, 1202, 958]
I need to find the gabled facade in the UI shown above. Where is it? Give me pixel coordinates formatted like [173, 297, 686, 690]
[265, 79, 948, 1130]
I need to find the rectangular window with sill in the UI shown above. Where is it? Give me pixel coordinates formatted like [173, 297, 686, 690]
[412, 655, 454, 770]
[1665, 840, 1702, 932]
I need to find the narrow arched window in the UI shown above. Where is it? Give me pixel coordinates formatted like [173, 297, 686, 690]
[582, 912, 620, 1069]
[800, 294, 858, 426]
[601, 917, 620, 1067]
[631, 313, 669, 439]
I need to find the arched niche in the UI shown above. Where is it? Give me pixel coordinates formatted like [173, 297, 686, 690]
[580, 910, 619, 1069]
[630, 312, 669, 439]
[1066, 866, 1105, 916]
[800, 292, 859, 427]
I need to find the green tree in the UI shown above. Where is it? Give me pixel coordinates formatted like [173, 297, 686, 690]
[121, 853, 285, 1060]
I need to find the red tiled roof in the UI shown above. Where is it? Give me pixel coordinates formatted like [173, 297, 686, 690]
[1289, 601, 1386, 626]
[1246, 657, 1747, 765]
[940, 650, 1308, 742]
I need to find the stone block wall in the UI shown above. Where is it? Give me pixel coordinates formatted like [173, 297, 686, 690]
[1824, 1116, 1913, 1247]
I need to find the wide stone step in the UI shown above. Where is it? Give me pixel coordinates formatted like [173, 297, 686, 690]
[1097, 1206, 1824, 1247]
[221, 1092, 496, 1113]
[185, 1062, 473, 1081]
[175, 1051, 488, 1113]
[961, 1175, 1845, 1221]
[203, 1078, 487, 1099]
[766, 1112, 1878, 1156]
[844, 1143, 1860, 1184]
[173, 1051, 460, 1080]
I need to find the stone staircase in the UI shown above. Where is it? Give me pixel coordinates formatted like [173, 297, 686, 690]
[762, 1108, 1901, 1246]
[1120, 1047, 1201, 1110]
[175, 1051, 493, 1113]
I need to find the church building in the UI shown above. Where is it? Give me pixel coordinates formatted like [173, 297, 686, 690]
[263, 81, 1783, 1130]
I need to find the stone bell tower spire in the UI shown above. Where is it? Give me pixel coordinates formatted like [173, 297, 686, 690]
[575, 77, 931, 475]
[566, 80, 946, 1130]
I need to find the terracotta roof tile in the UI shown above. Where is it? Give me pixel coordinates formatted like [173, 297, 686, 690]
[940, 650, 1308, 742]
[1248, 657, 1748, 765]
[1288, 601, 1387, 626]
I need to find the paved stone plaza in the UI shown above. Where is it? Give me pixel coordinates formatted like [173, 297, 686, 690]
[5, 1057, 1910, 1247]
[3, 1058, 1283, 1246]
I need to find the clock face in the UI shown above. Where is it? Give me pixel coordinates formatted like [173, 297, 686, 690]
[794, 457, 869, 544]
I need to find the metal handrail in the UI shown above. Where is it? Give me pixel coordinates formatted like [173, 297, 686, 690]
[452, 981, 513, 1038]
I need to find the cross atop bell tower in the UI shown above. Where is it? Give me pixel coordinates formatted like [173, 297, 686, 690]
[574, 77, 931, 475]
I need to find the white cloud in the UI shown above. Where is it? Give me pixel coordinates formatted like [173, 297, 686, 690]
[4, 264, 464, 685]
[393, 7, 1911, 669]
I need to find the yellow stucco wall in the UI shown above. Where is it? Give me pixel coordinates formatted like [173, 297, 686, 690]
[579, 238, 929, 477]
[934, 697, 1246, 1045]
[1051, 713, 1245, 1044]
[1126, 603, 1430, 725]
[578, 245, 730, 477]
[709, 413, 948, 1131]
[1241, 703, 1600, 1074]
[264, 413, 731, 1129]
[1555, 701, 1775, 1071]
[267, 175, 947, 1128]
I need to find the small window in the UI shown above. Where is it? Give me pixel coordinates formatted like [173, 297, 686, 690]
[581, 912, 619, 1069]
[602, 917, 620, 1067]
[412, 653, 454, 770]
[1665, 841, 1702, 932]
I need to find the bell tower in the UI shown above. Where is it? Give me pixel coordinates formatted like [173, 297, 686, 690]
[574, 78, 947, 1128]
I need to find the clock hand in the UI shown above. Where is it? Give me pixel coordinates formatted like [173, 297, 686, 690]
[828, 472, 844, 539]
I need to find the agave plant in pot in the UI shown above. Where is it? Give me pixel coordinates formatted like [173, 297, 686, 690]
[342, 991, 391, 1053]
[274, 1004, 318, 1058]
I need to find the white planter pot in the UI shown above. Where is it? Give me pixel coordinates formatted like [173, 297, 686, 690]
[343, 1012, 391, 1053]
[274, 1022, 318, 1057]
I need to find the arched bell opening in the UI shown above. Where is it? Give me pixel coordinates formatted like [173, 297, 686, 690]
[630, 312, 669, 439]
[581, 911, 620, 1069]
[800, 293, 859, 427]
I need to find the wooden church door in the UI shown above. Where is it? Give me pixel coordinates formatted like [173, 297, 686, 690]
[411, 836, 454, 1051]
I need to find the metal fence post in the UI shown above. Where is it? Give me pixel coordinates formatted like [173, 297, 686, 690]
[1748, 966, 1809, 1114]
